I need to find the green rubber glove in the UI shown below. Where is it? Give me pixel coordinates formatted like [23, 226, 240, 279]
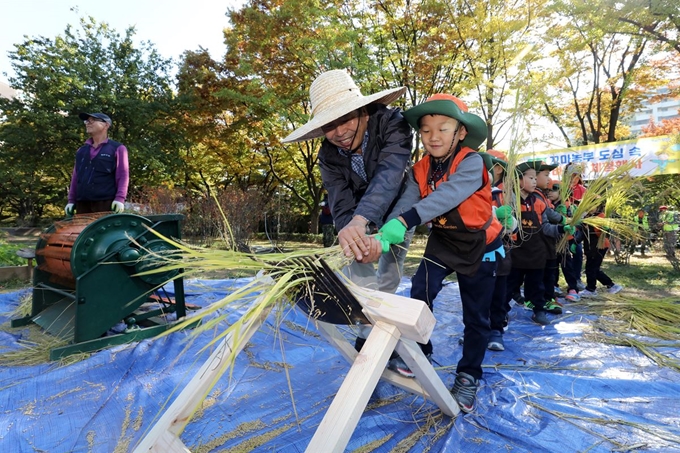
[374, 234, 391, 253]
[569, 243, 577, 254]
[563, 224, 575, 235]
[379, 218, 407, 245]
[495, 205, 512, 220]
[555, 204, 567, 216]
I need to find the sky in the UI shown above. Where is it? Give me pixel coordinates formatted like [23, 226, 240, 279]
[0, 0, 246, 83]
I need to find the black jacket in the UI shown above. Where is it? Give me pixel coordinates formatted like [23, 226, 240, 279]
[319, 105, 413, 231]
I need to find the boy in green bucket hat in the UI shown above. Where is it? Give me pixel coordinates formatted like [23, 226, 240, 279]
[376, 94, 505, 413]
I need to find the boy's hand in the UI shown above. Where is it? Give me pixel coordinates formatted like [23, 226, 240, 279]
[495, 205, 512, 220]
[562, 224, 575, 235]
[570, 243, 577, 254]
[378, 218, 407, 245]
[555, 204, 567, 216]
[495, 205, 514, 229]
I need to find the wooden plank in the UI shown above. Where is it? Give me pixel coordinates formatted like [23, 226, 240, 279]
[394, 339, 459, 417]
[314, 321, 431, 398]
[349, 286, 436, 344]
[305, 321, 400, 453]
[133, 296, 273, 453]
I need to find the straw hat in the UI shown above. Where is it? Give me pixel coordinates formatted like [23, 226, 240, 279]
[281, 69, 407, 143]
[402, 94, 487, 149]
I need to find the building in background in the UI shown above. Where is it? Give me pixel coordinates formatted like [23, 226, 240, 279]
[627, 87, 680, 136]
[0, 80, 17, 99]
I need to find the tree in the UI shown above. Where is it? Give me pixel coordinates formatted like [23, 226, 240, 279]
[539, 0, 666, 146]
[0, 17, 182, 224]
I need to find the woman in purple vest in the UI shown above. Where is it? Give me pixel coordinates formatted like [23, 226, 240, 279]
[65, 112, 129, 215]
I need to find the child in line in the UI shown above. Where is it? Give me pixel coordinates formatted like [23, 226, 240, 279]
[535, 163, 567, 315]
[580, 204, 624, 297]
[378, 94, 504, 413]
[479, 151, 516, 351]
[546, 182, 581, 302]
[505, 160, 574, 325]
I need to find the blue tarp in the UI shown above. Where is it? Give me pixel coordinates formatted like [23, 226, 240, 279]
[1, 278, 679, 452]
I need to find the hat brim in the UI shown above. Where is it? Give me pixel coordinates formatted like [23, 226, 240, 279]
[281, 87, 407, 143]
[539, 163, 558, 172]
[402, 99, 487, 149]
[515, 160, 543, 175]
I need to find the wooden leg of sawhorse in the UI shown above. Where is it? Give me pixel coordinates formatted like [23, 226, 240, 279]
[305, 320, 401, 453]
[315, 321, 459, 417]
[133, 304, 273, 453]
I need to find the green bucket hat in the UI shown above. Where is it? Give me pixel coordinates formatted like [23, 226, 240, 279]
[403, 94, 488, 149]
[515, 159, 543, 177]
[478, 151, 507, 172]
[539, 162, 558, 172]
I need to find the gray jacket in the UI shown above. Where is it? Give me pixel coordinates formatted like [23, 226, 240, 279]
[319, 105, 413, 231]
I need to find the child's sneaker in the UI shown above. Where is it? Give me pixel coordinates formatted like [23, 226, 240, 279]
[450, 372, 479, 413]
[580, 289, 598, 298]
[522, 300, 535, 310]
[565, 289, 581, 302]
[531, 311, 550, 325]
[576, 280, 586, 291]
[554, 286, 564, 296]
[607, 284, 624, 294]
[387, 356, 415, 378]
[545, 298, 563, 314]
[488, 330, 505, 351]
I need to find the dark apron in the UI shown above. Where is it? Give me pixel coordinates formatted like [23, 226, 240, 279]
[425, 209, 489, 276]
[511, 203, 546, 269]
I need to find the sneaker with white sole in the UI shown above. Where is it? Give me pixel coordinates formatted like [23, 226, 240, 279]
[565, 289, 581, 302]
[580, 289, 598, 298]
[554, 286, 564, 296]
[576, 280, 586, 291]
[488, 330, 505, 351]
[607, 284, 623, 294]
[451, 372, 479, 413]
[387, 356, 415, 378]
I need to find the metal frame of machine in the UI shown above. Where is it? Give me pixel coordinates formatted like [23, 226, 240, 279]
[11, 213, 195, 360]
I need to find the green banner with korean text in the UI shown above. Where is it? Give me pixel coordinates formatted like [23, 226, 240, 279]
[526, 134, 680, 180]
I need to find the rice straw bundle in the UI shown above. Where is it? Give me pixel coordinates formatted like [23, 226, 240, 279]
[556, 159, 642, 253]
[133, 225, 356, 371]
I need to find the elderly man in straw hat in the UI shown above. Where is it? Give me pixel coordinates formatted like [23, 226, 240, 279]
[282, 69, 415, 374]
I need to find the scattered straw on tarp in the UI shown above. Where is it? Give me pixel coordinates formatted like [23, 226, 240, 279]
[576, 294, 680, 371]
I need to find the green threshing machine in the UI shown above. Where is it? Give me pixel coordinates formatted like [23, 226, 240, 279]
[11, 212, 194, 359]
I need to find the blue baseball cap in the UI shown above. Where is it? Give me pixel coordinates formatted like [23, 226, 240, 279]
[79, 112, 112, 126]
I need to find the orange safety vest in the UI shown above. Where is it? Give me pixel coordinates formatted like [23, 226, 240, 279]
[412, 147, 503, 275]
[413, 148, 502, 243]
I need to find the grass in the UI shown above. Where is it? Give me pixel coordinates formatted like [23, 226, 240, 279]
[2, 233, 678, 298]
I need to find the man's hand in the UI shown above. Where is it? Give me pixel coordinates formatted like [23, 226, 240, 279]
[338, 216, 370, 260]
[378, 218, 407, 245]
[65, 203, 75, 217]
[356, 237, 383, 263]
[111, 201, 125, 213]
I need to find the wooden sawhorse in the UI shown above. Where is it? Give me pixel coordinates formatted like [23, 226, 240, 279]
[134, 283, 459, 453]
